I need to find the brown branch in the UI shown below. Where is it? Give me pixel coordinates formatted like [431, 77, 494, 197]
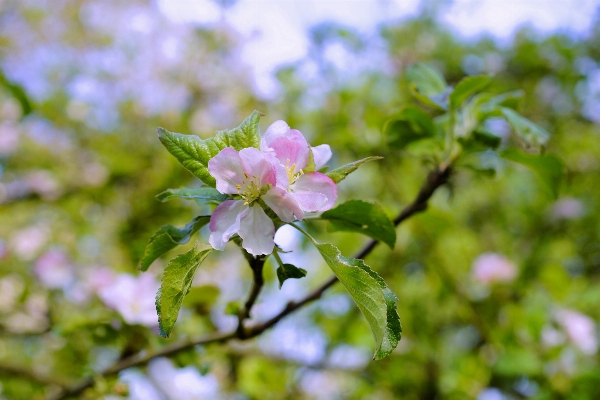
[47, 165, 451, 400]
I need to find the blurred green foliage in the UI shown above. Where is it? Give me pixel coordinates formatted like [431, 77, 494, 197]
[1, 1, 600, 399]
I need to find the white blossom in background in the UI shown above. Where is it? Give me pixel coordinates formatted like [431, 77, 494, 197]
[550, 197, 586, 220]
[472, 252, 518, 284]
[10, 224, 50, 260]
[34, 247, 75, 289]
[98, 273, 159, 327]
[147, 358, 220, 399]
[555, 309, 598, 355]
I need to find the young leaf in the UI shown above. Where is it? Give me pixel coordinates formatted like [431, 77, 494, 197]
[157, 111, 262, 186]
[406, 63, 447, 97]
[500, 107, 549, 146]
[316, 243, 401, 360]
[156, 187, 228, 204]
[139, 216, 210, 271]
[321, 200, 396, 249]
[156, 242, 212, 337]
[384, 106, 436, 149]
[276, 264, 307, 288]
[449, 74, 493, 109]
[500, 149, 564, 198]
[326, 156, 382, 184]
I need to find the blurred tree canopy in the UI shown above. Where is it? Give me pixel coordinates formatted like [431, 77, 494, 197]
[1, 1, 600, 399]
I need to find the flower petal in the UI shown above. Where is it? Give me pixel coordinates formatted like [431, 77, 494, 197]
[262, 186, 304, 222]
[261, 120, 290, 150]
[311, 144, 332, 169]
[208, 148, 245, 194]
[209, 200, 246, 250]
[238, 147, 276, 187]
[268, 133, 310, 170]
[238, 205, 275, 256]
[290, 172, 338, 212]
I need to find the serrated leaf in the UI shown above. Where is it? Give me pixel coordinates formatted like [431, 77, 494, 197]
[449, 74, 493, 109]
[500, 107, 549, 146]
[156, 242, 212, 337]
[139, 216, 210, 271]
[500, 149, 564, 198]
[406, 63, 447, 97]
[326, 156, 382, 184]
[156, 187, 228, 204]
[315, 243, 401, 359]
[158, 111, 262, 186]
[276, 264, 307, 289]
[321, 200, 396, 249]
[384, 106, 436, 149]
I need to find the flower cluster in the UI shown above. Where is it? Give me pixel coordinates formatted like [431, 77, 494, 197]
[208, 121, 337, 256]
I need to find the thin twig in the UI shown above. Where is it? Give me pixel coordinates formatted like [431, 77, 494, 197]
[47, 166, 451, 400]
[236, 255, 266, 338]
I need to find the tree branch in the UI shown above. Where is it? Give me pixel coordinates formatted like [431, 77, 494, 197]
[47, 165, 450, 400]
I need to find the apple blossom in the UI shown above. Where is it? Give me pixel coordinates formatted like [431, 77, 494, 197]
[472, 252, 517, 284]
[261, 120, 337, 213]
[208, 147, 303, 256]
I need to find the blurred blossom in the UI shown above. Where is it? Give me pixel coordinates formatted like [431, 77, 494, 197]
[81, 162, 109, 187]
[326, 344, 370, 370]
[0, 274, 25, 313]
[0, 122, 19, 155]
[10, 224, 50, 260]
[34, 247, 76, 289]
[477, 388, 505, 400]
[24, 293, 49, 320]
[98, 273, 159, 327]
[555, 309, 598, 355]
[259, 318, 327, 365]
[300, 370, 347, 399]
[550, 197, 586, 220]
[541, 325, 565, 348]
[119, 369, 163, 400]
[0, 239, 6, 259]
[86, 266, 116, 292]
[148, 358, 220, 399]
[25, 170, 61, 200]
[472, 253, 518, 284]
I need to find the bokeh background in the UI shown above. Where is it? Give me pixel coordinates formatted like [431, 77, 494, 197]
[1, 0, 600, 399]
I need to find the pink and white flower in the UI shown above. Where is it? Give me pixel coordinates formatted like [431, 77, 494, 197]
[208, 147, 303, 256]
[261, 120, 337, 213]
[472, 252, 518, 284]
[98, 273, 159, 327]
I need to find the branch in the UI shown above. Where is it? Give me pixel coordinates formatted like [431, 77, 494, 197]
[47, 165, 451, 400]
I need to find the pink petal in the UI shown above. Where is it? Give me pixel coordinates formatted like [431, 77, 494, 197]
[238, 148, 276, 187]
[290, 172, 337, 212]
[311, 144, 332, 169]
[261, 120, 290, 150]
[265, 152, 289, 190]
[209, 200, 246, 250]
[238, 205, 275, 256]
[268, 134, 310, 170]
[208, 148, 245, 194]
[262, 186, 304, 223]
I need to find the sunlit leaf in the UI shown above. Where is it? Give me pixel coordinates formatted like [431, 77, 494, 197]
[139, 216, 210, 271]
[449, 74, 493, 109]
[156, 242, 213, 337]
[384, 106, 436, 149]
[500, 107, 549, 146]
[321, 200, 396, 248]
[326, 156, 382, 184]
[316, 243, 401, 360]
[156, 187, 228, 204]
[406, 63, 447, 97]
[158, 111, 262, 186]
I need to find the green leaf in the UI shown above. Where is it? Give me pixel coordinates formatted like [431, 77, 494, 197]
[158, 111, 262, 186]
[449, 74, 493, 109]
[500, 107, 549, 146]
[156, 187, 228, 204]
[315, 243, 401, 360]
[156, 242, 213, 337]
[458, 129, 501, 153]
[225, 301, 241, 316]
[326, 156, 382, 184]
[500, 149, 564, 198]
[406, 63, 447, 97]
[276, 264, 307, 289]
[321, 200, 396, 249]
[384, 106, 436, 149]
[139, 216, 210, 271]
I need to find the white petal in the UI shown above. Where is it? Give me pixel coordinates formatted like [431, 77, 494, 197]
[208, 148, 245, 194]
[262, 186, 304, 222]
[238, 205, 275, 256]
[209, 200, 246, 250]
[311, 144, 332, 169]
[290, 172, 338, 212]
